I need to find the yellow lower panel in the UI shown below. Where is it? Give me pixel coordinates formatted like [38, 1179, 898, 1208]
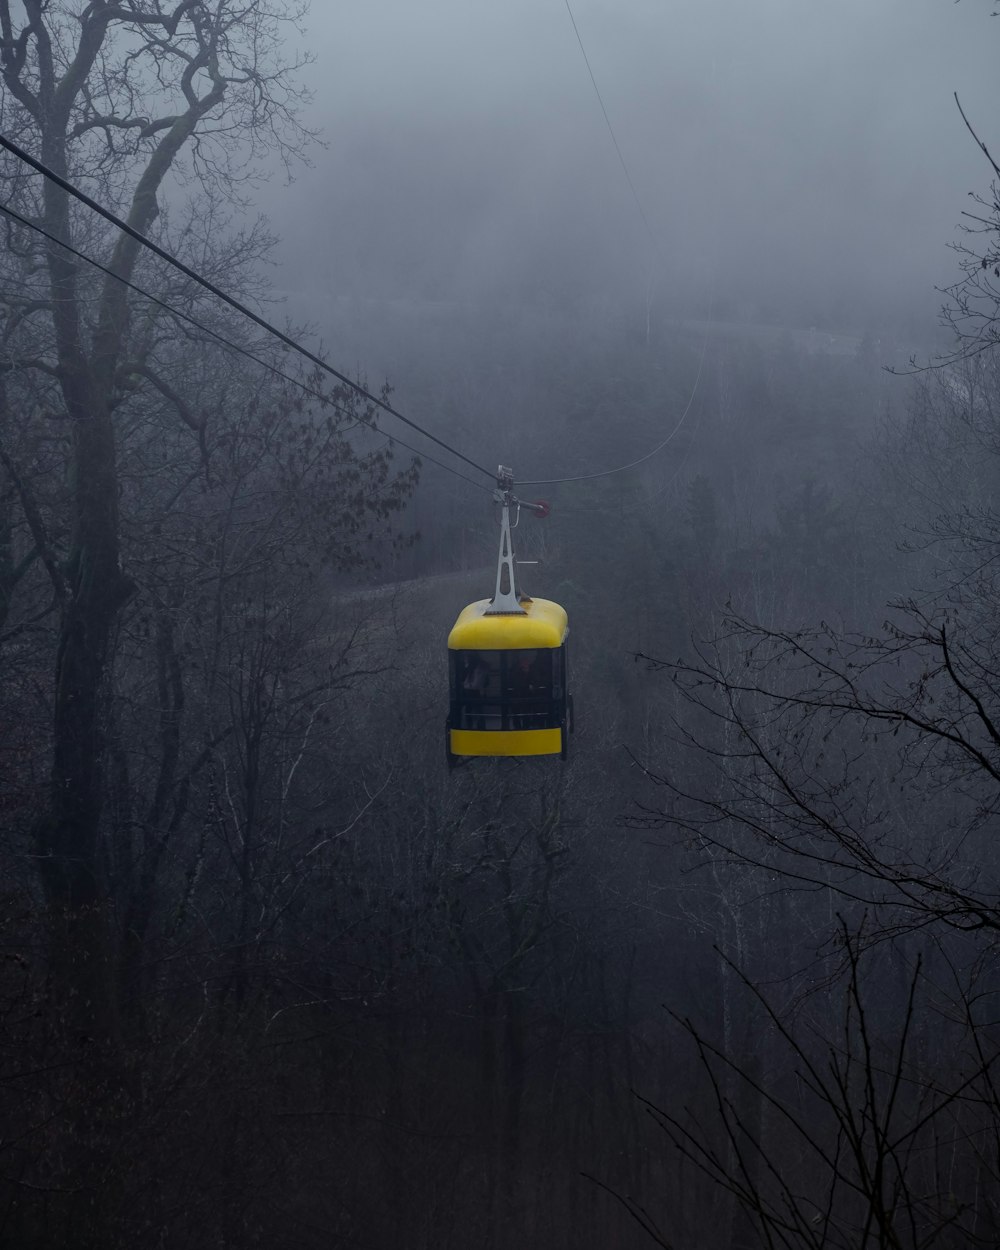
[450, 727, 563, 757]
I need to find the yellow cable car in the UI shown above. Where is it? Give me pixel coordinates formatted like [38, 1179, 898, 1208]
[447, 467, 573, 764]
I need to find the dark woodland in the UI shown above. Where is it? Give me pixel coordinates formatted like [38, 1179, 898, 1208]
[1, 2, 1000, 1248]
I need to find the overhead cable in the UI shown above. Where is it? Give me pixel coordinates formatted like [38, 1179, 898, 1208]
[0, 132, 497, 485]
[547, 0, 715, 490]
[0, 199, 493, 495]
[519, 327, 708, 485]
[562, 0, 659, 257]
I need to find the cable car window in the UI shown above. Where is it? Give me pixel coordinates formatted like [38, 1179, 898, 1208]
[451, 649, 562, 733]
[453, 650, 501, 729]
[505, 650, 552, 729]
[552, 647, 566, 702]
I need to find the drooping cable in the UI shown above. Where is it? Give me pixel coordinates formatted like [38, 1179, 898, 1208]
[544, 2, 717, 491]
[562, 0, 659, 257]
[518, 327, 708, 486]
[0, 199, 493, 495]
[0, 132, 497, 486]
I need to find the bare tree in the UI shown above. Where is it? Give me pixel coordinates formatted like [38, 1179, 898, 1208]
[0, 0, 316, 1037]
[646, 924, 1000, 1250]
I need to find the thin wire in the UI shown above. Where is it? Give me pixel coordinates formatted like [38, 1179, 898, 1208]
[519, 329, 709, 486]
[0, 200, 492, 495]
[0, 129, 714, 499]
[636, 388, 706, 513]
[533, 1, 714, 490]
[0, 132, 497, 485]
[562, 0, 659, 257]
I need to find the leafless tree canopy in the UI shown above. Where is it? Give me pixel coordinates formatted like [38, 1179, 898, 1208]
[2, 4, 1000, 1249]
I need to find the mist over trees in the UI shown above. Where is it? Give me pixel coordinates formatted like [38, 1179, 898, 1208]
[1, 2, 1000, 1249]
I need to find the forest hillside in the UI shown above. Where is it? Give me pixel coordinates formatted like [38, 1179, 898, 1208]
[1, 2, 999, 1248]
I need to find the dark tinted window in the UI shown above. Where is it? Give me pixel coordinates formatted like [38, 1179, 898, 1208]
[451, 649, 564, 731]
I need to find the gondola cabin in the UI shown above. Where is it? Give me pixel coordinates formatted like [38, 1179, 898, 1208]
[447, 597, 570, 761]
[446, 466, 572, 764]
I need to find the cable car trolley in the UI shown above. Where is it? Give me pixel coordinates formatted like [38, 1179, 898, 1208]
[447, 467, 573, 765]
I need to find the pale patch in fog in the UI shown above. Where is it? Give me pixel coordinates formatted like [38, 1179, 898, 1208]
[261, 0, 998, 339]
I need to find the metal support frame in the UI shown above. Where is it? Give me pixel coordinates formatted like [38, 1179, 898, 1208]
[486, 464, 529, 615]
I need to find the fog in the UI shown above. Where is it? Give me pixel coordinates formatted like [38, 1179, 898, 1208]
[9, 4, 1000, 1246]
[259, 0, 998, 364]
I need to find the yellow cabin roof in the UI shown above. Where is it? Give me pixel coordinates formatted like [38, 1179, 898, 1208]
[448, 597, 568, 650]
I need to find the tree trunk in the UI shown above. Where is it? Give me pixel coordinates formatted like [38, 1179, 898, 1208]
[34, 360, 132, 1042]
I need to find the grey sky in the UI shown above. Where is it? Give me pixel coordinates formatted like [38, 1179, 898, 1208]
[259, 0, 999, 337]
